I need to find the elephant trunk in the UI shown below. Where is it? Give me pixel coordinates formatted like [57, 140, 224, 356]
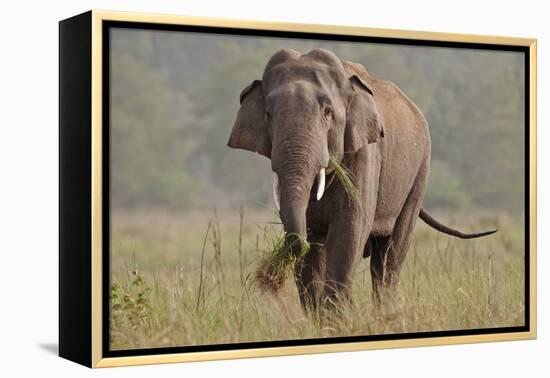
[273, 138, 326, 256]
[270, 96, 330, 255]
[278, 173, 310, 256]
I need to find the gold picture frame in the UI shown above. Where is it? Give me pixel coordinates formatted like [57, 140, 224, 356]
[59, 10, 537, 368]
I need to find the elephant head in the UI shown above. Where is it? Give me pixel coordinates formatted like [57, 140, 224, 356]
[228, 49, 384, 252]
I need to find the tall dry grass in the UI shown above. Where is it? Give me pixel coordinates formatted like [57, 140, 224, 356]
[109, 208, 524, 350]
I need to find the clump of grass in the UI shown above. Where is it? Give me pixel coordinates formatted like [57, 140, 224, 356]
[255, 232, 310, 293]
[329, 156, 362, 209]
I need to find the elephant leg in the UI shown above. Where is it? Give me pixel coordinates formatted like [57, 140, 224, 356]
[371, 165, 428, 303]
[363, 237, 373, 258]
[369, 235, 392, 305]
[295, 234, 326, 313]
[322, 221, 367, 310]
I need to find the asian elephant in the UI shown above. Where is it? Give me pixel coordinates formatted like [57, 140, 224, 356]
[227, 48, 496, 311]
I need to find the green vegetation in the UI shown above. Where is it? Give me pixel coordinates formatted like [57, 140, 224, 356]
[109, 210, 524, 350]
[110, 269, 153, 335]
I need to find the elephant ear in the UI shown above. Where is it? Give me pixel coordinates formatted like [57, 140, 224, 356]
[345, 75, 384, 152]
[227, 80, 271, 158]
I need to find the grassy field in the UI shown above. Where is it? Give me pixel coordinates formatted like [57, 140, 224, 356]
[109, 208, 525, 350]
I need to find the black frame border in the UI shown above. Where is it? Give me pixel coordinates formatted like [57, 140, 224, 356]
[59, 11, 93, 367]
[101, 20, 531, 359]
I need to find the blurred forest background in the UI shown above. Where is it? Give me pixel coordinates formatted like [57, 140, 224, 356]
[110, 28, 525, 216]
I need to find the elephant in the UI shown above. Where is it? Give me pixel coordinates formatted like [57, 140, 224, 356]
[227, 48, 496, 312]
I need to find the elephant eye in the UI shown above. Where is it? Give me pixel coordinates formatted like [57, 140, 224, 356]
[324, 107, 333, 119]
[264, 109, 272, 121]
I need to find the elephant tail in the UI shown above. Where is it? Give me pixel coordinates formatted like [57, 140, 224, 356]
[419, 208, 497, 239]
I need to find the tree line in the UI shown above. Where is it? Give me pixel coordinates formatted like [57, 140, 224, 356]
[110, 28, 525, 214]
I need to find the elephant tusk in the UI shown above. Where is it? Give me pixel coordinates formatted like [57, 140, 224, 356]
[316, 168, 326, 200]
[273, 173, 281, 211]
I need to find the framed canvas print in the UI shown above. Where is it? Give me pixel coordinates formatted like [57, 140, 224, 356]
[59, 10, 537, 368]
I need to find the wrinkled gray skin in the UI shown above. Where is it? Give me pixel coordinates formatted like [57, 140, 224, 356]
[228, 49, 496, 312]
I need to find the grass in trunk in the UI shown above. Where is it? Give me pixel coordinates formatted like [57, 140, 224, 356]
[255, 232, 310, 293]
[255, 157, 361, 293]
[328, 156, 362, 209]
